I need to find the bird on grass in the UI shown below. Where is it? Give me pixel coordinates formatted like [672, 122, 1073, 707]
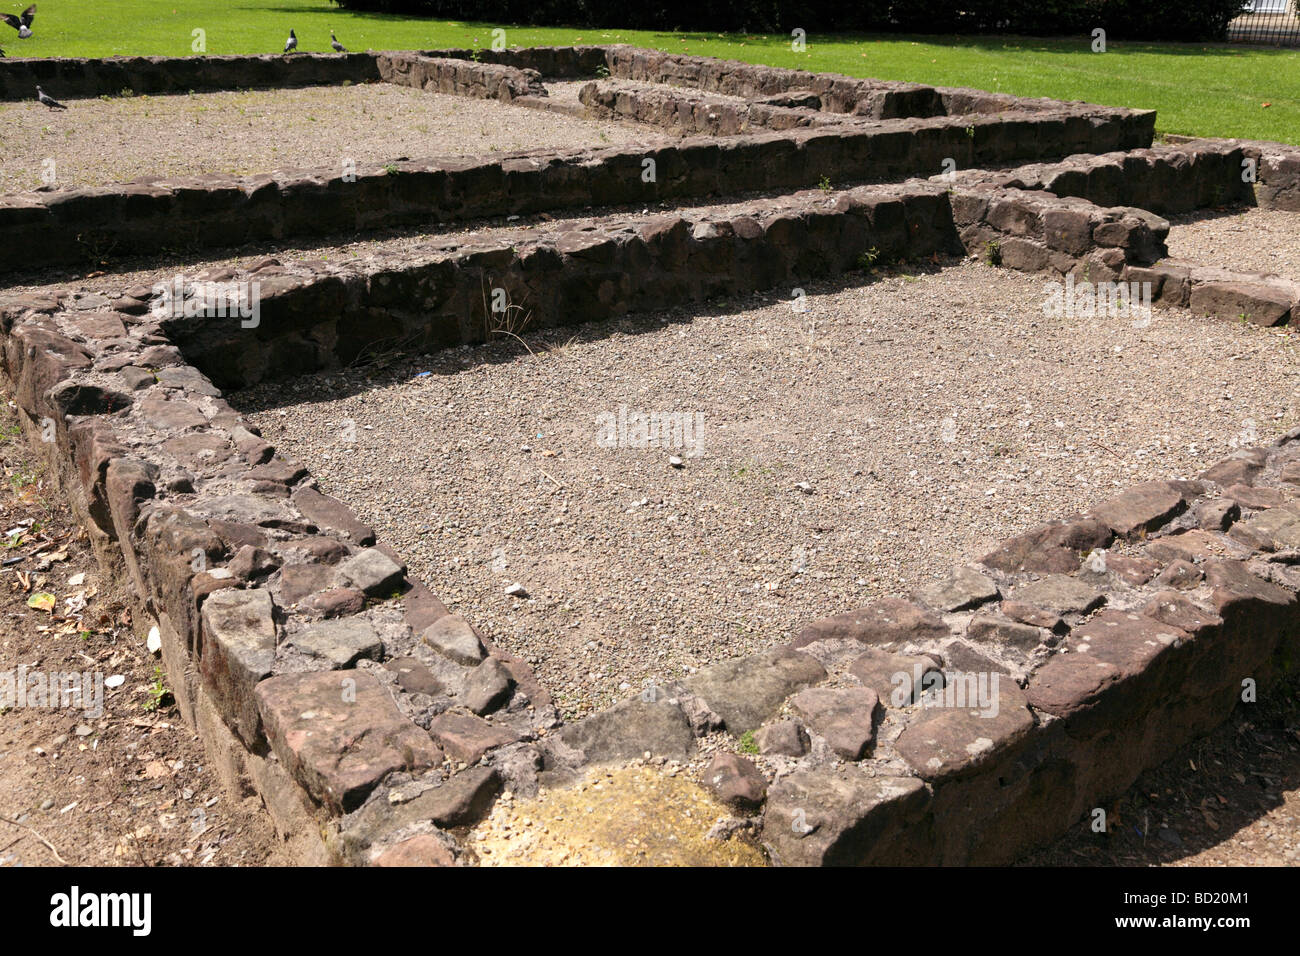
[331, 31, 346, 53]
[36, 85, 66, 110]
[284, 29, 297, 54]
[2, 4, 36, 39]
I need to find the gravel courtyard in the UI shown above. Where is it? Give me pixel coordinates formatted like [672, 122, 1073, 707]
[1166, 207, 1300, 279]
[240, 260, 1300, 717]
[0, 83, 658, 193]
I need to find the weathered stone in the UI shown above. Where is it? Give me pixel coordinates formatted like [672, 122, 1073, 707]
[1154, 559, 1203, 590]
[1141, 590, 1222, 635]
[913, 565, 999, 612]
[559, 697, 695, 763]
[199, 587, 277, 745]
[278, 562, 338, 604]
[462, 657, 515, 715]
[1225, 483, 1291, 511]
[422, 614, 487, 666]
[894, 679, 1035, 782]
[754, 719, 809, 757]
[345, 767, 499, 862]
[1199, 448, 1268, 487]
[939, 639, 1011, 677]
[337, 548, 405, 596]
[287, 617, 384, 669]
[848, 647, 943, 703]
[792, 598, 948, 650]
[763, 769, 930, 866]
[1069, 609, 1190, 679]
[1000, 600, 1064, 631]
[1194, 498, 1240, 532]
[427, 712, 521, 763]
[979, 517, 1113, 574]
[293, 486, 376, 545]
[301, 587, 367, 619]
[701, 753, 768, 811]
[966, 612, 1044, 651]
[789, 687, 881, 759]
[1025, 653, 1121, 718]
[384, 657, 444, 697]
[255, 669, 441, 813]
[1226, 503, 1300, 551]
[1190, 280, 1293, 326]
[228, 545, 279, 581]
[1204, 558, 1296, 611]
[1145, 529, 1245, 564]
[371, 834, 455, 867]
[1089, 480, 1193, 537]
[1104, 553, 1163, 587]
[683, 646, 825, 733]
[1009, 575, 1105, 616]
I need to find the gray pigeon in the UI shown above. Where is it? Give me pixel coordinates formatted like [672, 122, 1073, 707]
[36, 85, 66, 110]
[330, 31, 346, 53]
[283, 28, 297, 54]
[2, 4, 35, 39]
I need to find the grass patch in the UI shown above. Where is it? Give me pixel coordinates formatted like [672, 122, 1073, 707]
[0, 2, 1293, 143]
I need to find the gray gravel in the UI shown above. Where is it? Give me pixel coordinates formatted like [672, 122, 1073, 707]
[1166, 207, 1300, 279]
[0, 83, 661, 193]
[240, 259, 1300, 718]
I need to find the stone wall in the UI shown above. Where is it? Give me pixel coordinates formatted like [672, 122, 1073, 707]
[0, 46, 1156, 276]
[0, 52, 380, 101]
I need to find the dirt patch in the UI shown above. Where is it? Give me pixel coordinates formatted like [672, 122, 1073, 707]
[239, 260, 1300, 717]
[0, 406, 285, 867]
[0, 82, 661, 193]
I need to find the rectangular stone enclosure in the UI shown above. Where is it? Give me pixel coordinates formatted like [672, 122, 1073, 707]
[2, 45, 1300, 867]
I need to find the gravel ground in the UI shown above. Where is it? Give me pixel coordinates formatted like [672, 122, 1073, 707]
[1166, 208, 1300, 279]
[238, 259, 1300, 718]
[0, 83, 659, 193]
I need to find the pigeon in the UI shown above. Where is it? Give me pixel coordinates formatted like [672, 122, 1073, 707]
[330, 31, 346, 53]
[36, 85, 66, 110]
[283, 29, 297, 54]
[1, 4, 34, 39]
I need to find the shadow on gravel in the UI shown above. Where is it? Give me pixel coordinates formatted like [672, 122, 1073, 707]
[225, 256, 956, 415]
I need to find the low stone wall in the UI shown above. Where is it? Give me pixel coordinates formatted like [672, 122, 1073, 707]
[577, 79, 856, 134]
[0, 99, 1154, 276]
[376, 52, 547, 102]
[149, 176, 1179, 391]
[0, 52, 380, 101]
[157, 182, 964, 388]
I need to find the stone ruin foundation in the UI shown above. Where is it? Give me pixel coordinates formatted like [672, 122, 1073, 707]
[2, 45, 1300, 865]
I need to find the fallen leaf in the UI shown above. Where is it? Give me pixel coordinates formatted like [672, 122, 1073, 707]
[26, 592, 56, 613]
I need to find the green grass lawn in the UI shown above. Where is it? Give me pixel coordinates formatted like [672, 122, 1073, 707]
[1, 0, 1297, 143]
